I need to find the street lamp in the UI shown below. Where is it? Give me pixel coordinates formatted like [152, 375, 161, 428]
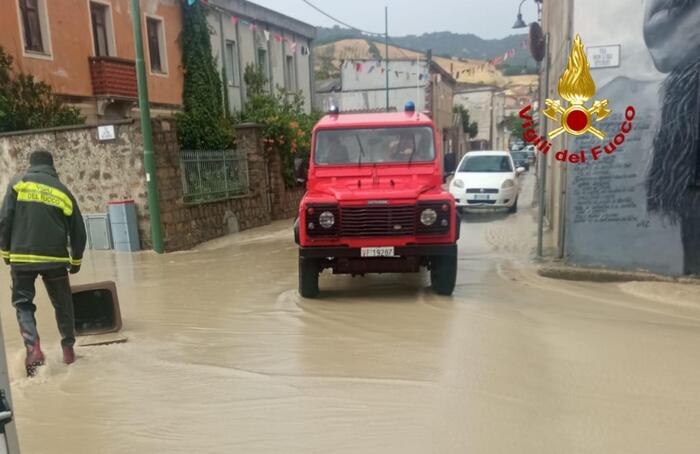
[512, 0, 528, 29]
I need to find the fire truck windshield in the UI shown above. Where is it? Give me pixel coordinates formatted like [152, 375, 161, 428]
[314, 127, 435, 165]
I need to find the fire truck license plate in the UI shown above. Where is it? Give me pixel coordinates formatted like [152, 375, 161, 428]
[361, 247, 395, 257]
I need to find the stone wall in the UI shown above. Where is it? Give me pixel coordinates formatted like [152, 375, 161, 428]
[0, 121, 151, 243]
[267, 151, 304, 221]
[0, 119, 304, 253]
[152, 120, 275, 251]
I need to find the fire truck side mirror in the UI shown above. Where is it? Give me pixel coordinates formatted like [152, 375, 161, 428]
[294, 158, 307, 185]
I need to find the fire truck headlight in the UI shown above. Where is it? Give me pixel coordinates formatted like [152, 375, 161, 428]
[319, 211, 335, 229]
[420, 208, 437, 226]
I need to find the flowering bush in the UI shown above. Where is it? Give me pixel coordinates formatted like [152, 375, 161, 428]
[237, 64, 321, 186]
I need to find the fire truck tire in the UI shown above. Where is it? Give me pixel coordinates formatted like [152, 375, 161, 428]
[299, 257, 320, 298]
[431, 254, 457, 296]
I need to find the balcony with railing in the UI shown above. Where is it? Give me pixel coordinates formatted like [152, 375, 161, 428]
[88, 56, 137, 99]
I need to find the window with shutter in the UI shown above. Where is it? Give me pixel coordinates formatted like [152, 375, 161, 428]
[19, 0, 44, 53]
[90, 3, 109, 57]
[146, 18, 163, 73]
[286, 55, 296, 91]
[225, 41, 239, 86]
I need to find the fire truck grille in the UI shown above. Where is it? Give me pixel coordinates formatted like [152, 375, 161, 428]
[340, 205, 416, 237]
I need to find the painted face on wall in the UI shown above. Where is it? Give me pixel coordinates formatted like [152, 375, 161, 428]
[644, 0, 700, 72]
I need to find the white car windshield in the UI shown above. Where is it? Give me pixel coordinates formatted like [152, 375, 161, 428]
[459, 155, 513, 173]
[314, 127, 435, 165]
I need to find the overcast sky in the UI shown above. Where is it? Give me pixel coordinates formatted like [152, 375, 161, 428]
[250, 0, 539, 39]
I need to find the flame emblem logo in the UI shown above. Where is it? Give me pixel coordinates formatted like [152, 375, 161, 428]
[543, 35, 611, 140]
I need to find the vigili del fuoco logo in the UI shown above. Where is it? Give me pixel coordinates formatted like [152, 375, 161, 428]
[519, 34, 636, 164]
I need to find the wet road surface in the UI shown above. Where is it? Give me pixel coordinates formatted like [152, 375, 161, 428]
[1, 174, 700, 453]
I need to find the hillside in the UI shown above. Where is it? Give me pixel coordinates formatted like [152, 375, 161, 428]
[316, 26, 536, 73]
[314, 39, 536, 88]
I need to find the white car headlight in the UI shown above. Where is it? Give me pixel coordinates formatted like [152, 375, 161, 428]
[319, 211, 335, 228]
[501, 179, 515, 189]
[420, 208, 437, 226]
[452, 179, 465, 188]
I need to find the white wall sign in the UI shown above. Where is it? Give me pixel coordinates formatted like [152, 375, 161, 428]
[98, 125, 116, 141]
[586, 45, 621, 69]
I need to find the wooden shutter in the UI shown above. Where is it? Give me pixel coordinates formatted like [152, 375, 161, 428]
[146, 18, 162, 72]
[90, 3, 109, 57]
[20, 0, 44, 52]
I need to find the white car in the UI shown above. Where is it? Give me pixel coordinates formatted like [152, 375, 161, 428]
[449, 151, 525, 213]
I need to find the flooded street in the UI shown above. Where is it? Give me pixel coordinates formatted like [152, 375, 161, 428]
[2, 175, 700, 453]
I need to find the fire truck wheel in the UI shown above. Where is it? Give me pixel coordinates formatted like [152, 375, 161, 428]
[299, 256, 320, 298]
[431, 254, 457, 296]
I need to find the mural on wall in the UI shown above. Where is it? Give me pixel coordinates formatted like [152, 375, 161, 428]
[643, 0, 700, 274]
[565, 0, 700, 275]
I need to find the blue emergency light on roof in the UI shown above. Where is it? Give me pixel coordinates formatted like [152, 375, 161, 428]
[329, 105, 340, 115]
[405, 101, 416, 113]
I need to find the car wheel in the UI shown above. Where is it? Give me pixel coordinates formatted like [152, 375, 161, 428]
[299, 256, 320, 298]
[508, 197, 518, 214]
[431, 254, 457, 296]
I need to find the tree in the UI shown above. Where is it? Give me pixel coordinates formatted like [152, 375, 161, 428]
[176, 1, 235, 150]
[454, 105, 478, 139]
[367, 40, 382, 60]
[0, 46, 83, 133]
[500, 114, 528, 139]
[237, 64, 321, 187]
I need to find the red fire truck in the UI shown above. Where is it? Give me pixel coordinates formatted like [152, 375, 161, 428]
[295, 104, 459, 298]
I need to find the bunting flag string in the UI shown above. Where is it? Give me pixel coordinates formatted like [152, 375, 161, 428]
[224, 14, 304, 54]
[345, 60, 429, 80]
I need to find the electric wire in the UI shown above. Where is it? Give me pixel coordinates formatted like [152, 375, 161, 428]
[300, 0, 384, 37]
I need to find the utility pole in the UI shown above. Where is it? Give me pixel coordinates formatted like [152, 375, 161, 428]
[385, 6, 389, 111]
[130, 0, 164, 253]
[537, 33, 550, 258]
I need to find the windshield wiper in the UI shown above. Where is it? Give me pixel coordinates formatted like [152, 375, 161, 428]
[355, 135, 365, 166]
[406, 138, 419, 165]
[407, 148, 417, 165]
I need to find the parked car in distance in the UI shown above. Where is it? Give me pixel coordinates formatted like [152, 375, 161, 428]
[524, 144, 536, 164]
[510, 151, 530, 171]
[449, 151, 525, 214]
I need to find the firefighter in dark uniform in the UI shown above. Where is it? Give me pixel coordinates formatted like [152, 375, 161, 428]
[0, 150, 87, 376]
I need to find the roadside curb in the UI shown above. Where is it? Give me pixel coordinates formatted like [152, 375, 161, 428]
[537, 265, 700, 285]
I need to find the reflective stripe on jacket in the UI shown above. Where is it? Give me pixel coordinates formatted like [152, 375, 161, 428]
[0, 165, 86, 270]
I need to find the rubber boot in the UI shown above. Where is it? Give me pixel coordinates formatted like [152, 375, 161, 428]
[62, 346, 75, 365]
[25, 342, 45, 377]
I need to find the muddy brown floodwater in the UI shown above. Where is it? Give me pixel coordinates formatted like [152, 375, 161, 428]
[1, 175, 700, 453]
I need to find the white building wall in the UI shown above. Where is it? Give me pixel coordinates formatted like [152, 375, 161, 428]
[453, 90, 494, 143]
[331, 60, 429, 113]
[206, 6, 314, 114]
